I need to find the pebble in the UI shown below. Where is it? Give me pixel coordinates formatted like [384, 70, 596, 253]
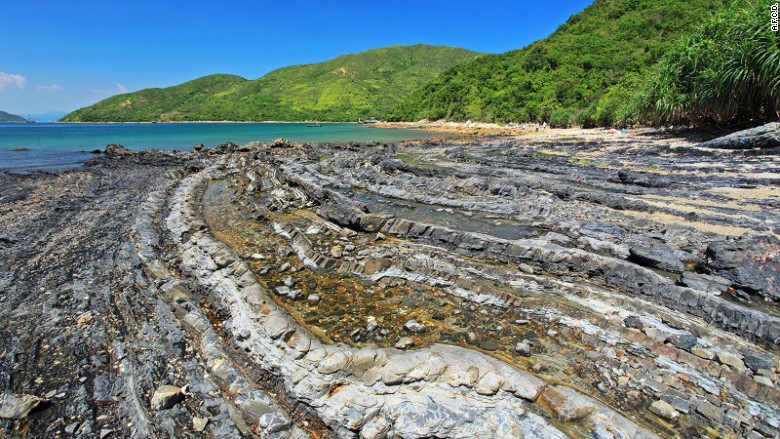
[404, 320, 425, 333]
[515, 340, 532, 356]
[150, 385, 184, 410]
[649, 400, 680, 420]
[395, 337, 415, 349]
[193, 416, 209, 432]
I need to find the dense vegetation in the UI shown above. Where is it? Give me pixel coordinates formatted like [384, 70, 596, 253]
[0, 110, 26, 122]
[62, 45, 479, 122]
[638, 0, 780, 126]
[391, 0, 728, 127]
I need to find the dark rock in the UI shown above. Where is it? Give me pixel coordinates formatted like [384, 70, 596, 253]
[193, 143, 205, 151]
[90, 149, 102, 154]
[700, 122, 780, 149]
[667, 333, 697, 351]
[616, 170, 670, 188]
[478, 338, 499, 351]
[105, 143, 131, 156]
[269, 138, 294, 148]
[628, 236, 684, 273]
[705, 234, 780, 300]
[742, 352, 774, 372]
[624, 315, 644, 329]
[12, 147, 30, 151]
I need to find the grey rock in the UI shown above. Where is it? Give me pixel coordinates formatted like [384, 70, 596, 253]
[667, 333, 697, 351]
[743, 352, 774, 372]
[275, 286, 291, 296]
[700, 122, 780, 149]
[404, 320, 425, 333]
[515, 340, 532, 356]
[628, 236, 684, 273]
[624, 315, 644, 329]
[754, 376, 774, 387]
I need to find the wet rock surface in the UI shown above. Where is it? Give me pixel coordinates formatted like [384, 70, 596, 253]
[1, 133, 779, 438]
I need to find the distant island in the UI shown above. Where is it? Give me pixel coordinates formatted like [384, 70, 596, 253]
[0, 110, 26, 122]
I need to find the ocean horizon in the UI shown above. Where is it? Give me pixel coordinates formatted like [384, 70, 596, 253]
[0, 122, 441, 173]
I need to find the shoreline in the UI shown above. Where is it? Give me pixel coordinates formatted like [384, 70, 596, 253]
[1, 136, 779, 438]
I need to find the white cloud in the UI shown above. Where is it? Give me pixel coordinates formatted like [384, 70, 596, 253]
[0, 72, 27, 91]
[115, 82, 128, 93]
[36, 83, 64, 93]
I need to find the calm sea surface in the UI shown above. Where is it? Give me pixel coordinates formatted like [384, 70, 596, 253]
[0, 122, 439, 173]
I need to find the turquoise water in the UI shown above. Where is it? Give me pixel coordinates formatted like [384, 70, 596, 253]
[0, 122, 437, 173]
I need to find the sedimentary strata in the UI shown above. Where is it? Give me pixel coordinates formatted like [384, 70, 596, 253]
[1, 132, 779, 438]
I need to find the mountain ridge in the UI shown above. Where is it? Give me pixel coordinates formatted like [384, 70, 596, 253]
[62, 45, 481, 122]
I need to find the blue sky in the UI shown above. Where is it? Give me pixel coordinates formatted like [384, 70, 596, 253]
[1, 0, 592, 116]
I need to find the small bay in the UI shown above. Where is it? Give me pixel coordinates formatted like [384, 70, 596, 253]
[0, 122, 440, 173]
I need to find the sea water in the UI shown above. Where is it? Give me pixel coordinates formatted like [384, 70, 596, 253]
[0, 122, 439, 173]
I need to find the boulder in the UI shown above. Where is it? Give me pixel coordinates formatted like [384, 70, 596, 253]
[537, 386, 596, 422]
[151, 385, 184, 410]
[0, 393, 48, 419]
[404, 320, 425, 333]
[649, 400, 680, 421]
[624, 315, 644, 330]
[717, 353, 746, 373]
[705, 234, 780, 300]
[742, 352, 774, 372]
[699, 122, 780, 149]
[104, 143, 131, 156]
[627, 236, 684, 273]
[678, 272, 729, 295]
[515, 340, 532, 357]
[269, 138, 295, 148]
[667, 333, 697, 351]
[395, 337, 415, 350]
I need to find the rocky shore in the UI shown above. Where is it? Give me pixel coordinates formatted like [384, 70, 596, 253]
[1, 129, 779, 438]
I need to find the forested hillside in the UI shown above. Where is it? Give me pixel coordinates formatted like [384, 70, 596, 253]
[391, 0, 728, 127]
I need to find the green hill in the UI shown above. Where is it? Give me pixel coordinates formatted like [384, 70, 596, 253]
[62, 45, 481, 122]
[391, 0, 728, 126]
[0, 110, 26, 122]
